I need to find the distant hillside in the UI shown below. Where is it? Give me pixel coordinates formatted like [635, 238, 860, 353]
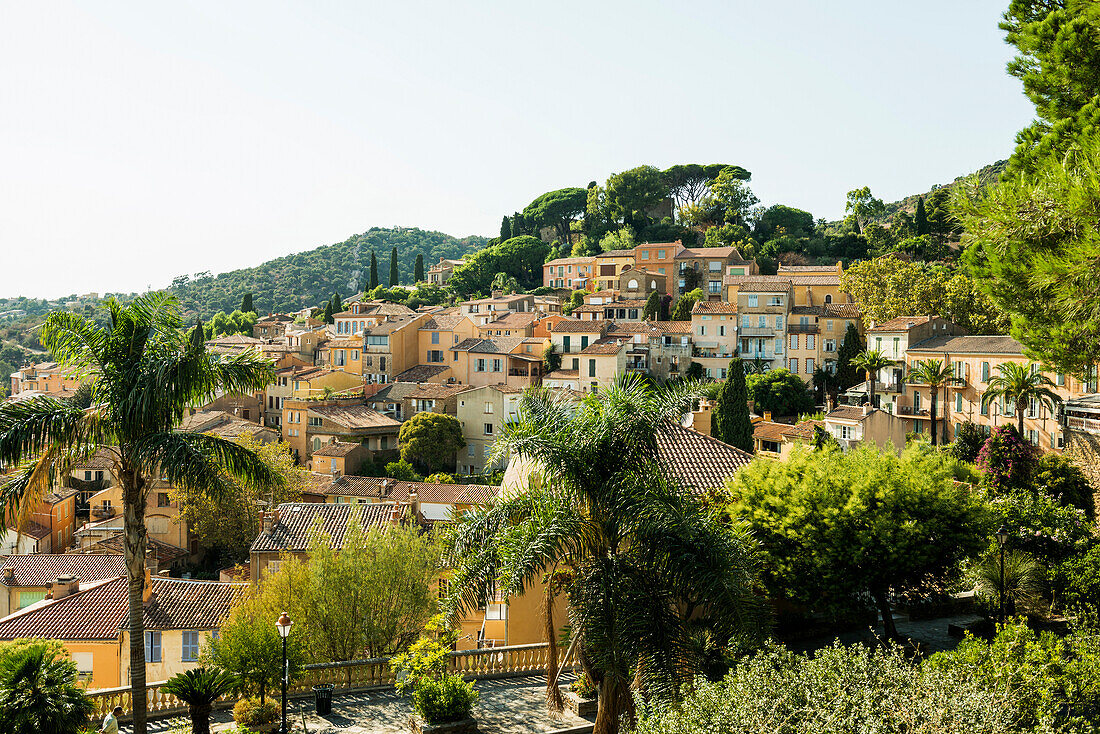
[169, 227, 487, 317]
[880, 160, 1007, 220]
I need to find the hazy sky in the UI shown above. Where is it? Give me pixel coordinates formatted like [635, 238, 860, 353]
[0, 1, 1033, 299]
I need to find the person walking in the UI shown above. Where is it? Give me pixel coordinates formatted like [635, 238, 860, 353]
[101, 706, 124, 734]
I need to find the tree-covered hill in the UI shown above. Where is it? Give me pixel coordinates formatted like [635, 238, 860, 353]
[878, 160, 1007, 221]
[168, 227, 486, 317]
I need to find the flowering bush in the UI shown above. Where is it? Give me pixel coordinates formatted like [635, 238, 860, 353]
[988, 491, 1092, 565]
[976, 425, 1037, 493]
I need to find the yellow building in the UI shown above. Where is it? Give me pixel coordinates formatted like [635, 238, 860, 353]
[0, 567, 244, 690]
[317, 338, 364, 375]
[362, 314, 430, 384]
[592, 249, 636, 292]
[691, 301, 739, 379]
[785, 303, 863, 383]
[725, 262, 852, 307]
[903, 335, 1099, 449]
[287, 367, 362, 399]
[281, 397, 402, 463]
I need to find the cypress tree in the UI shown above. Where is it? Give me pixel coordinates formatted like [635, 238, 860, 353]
[513, 212, 526, 236]
[331, 292, 343, 314]
[714, 358, 753, 452]
[500, 216, 511, 240]
[190, 318, 205, 352]
[240, 293, 253, 313]
[369, 251, 379, 290]
[642, 290, 660, 321]
[389, 246, 399, 287]
[835, 322, 865, 391]
[915, 196, 929, 236]
[414, 253, 425, 282]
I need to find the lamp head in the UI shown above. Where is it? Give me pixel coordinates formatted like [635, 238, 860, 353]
[276, 611, 293, 638]
[995, 526, 1009, 547]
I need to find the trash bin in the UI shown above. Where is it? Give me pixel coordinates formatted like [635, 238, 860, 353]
[313, 684, 334, 715]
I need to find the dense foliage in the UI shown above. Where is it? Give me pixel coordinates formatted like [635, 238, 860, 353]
[398, 412, 466, 474]
[723, 445, 988, 639]
[745, 369, 814, 417]
[712, 358, 753, 452]
[0, 640, 94, 734]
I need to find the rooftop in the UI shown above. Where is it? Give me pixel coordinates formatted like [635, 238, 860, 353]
[692, 301, 738, 315]
[392, 364, 451, 383]
[907, 335, 1024, 355]
[311, 441, 363, 457]
[309, 404, 402, 431]
[549, 320, 609, 334]
[317, 476, 499, 505]
[868, 315, 936, 332]
[0, 577, 246, 640]
[655, 422, 753, 493]
[251, 502, 401, 553]
[0, 554, 126, 588]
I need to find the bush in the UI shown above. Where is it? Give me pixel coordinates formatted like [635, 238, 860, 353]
[384, 459, 424, 482]
[977, 425, 1037, 493]
[232, 697, 279, 727]
[411, 674, 479, 724]
[951, 421, 987, 464]
[745, 368, 814, 417]
[634, 641, 1013, 734]
[1034, 454, 1095, 519]
[1062, 545, 1100, 609]
[926, 620, 1100, 731]
[570, 672, 597, 699]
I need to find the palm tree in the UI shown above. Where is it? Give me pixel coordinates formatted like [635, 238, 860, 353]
[850, 349, 895, 408]
[981, 362, 1062, 438]
[0, 641, 95, 734]
[444, 375, 768, 734]
[973, 550, 1044, 617]
[0, 294, 280, 734]
[161, 667, 238, 734]
[906, 358, 958, 446]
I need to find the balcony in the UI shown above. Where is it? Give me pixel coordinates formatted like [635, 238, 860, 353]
[739, 327, 778, 337]
[626, 362, 648, 371]
[788, 324, 820, 334]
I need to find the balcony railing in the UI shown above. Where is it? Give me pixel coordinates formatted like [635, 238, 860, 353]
[86, 642, 579, 722]
[787, 324, 820, 334]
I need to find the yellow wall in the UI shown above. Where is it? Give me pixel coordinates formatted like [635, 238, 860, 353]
[66, 639, 121, 690]
[120, 629, 220, 686]
[290, 370, 362, 398]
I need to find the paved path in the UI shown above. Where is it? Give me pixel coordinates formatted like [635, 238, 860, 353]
[145, 674, 591, 734]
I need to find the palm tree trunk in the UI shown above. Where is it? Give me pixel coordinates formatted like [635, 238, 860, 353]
[929, 394, 938, 446]
[871, 583, 899, 641]
[122, 467, 149, 734]
[868, 373, 876, 408]
[1017, 408, 1025, 437]
[544, 583, 563, 713]
[593, 676, 628, 734]
[190, 703, 212, 734]
[941, 385, 950, 445]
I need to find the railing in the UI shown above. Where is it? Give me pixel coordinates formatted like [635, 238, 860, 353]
[86, 642, 578, 722]
[787, 324, 819, 334]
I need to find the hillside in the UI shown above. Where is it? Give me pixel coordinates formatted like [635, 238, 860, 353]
[880, 160, 1007, 220]
[168, 227, 487, 317]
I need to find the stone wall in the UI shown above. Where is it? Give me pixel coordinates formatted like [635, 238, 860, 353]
[1064, 429, 1100, 520]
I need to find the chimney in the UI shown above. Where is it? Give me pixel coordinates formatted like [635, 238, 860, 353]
[409, 489, 421, 518]
[491, 289, 503, 299]
[142, 550, 157, 604]
[262, 510, 274, 534]
[380, 479, 390, 496]
[2, 566, 13, 583]
[49, 575, 80, 601]
[764, 411, 772, 422]
[862, 403, 871, 416]
[331, 464, 341, 479]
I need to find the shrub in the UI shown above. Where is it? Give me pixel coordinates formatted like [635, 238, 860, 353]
[411, 674, 478, 724]
[634, 642, 1013, 734]
[1062, 545, 1100, 609]
[1034, 454, 1095, 519]
[977, 425, 1037, 493]
[570, 672, 597, 699]
[926, 620, 1100, 730]
[232, 697, 279, 728]
[0, 640, 94, 734]
[951, 421, 987, 464]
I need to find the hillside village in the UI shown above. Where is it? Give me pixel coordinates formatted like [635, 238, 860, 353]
[3, 2, 1100, 733]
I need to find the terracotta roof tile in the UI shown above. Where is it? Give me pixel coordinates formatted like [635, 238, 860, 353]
[907, 335, 1024, 355]
[655, 422, 753, 493]
[867, 316, 936, 332]
[311, 441, 362, 457]
[250, 502, 399, 553]
[309, 404, 402, 430]
[549, 320, 610, 334]
[393, 365, 451, 383]
[692, 301, 738, 314]
[318, 476, 499, 505]
[68, 535, 189, 565]
[0, 577, 246, 640]
[580, 338, 627, 355]
[0, 554, 127, 588]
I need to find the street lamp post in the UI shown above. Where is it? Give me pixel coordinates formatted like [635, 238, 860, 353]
[995, 526, 1009, 624]
[276, 612, 293, 734]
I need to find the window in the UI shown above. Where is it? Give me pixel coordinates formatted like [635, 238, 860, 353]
[839, 425, 852, 440]
[365, 335, 388, 346]
[157, 493, 170, 508]
[768, 297, 782, 307]
[825, 339, 836, 352]
[914, 391, 921, 411]
[1028, 429, 1039, 445]
[313, 437, 322, 452]
[308, 416, 323, 427]
[658, 249, 666, 259]
[492, 358, 502, 372]
[806, 334, 815, 349]
[84, 470, 92, 481]
[581, 335, 589, 349]
[657, 267, 665, 275]
[571, 358, 579, 370]
[747, 295, 758, 308]
[775, 315, 784, 330]
[431, 332, 440, 345]
[709, 281, 721, 294]
[698, 325, 706, 336]
[806, 358, 815, 374]
[427, 350, 444, 363]
[145, 631, 162, 663]
[824, 294, 833, 304]
[758, 315, 766, 328]
[467, 445, 475, 457]
[380, 436, 388, 450]
[484, 423, 494, 435]
[708, 261, 722, 272]
[980, 396, 989, 416]
[182, 631, 201, 662]
[415, 399, 436, 412]
[476, 359, 486, 372]
[789, 334, 798, 350]
[72, 652, 93, 682]
[640, 250, 649, 260]
[379, 357, 386, 371]
[789, 358, 798, 373]
[589, 359, 596, 377]
[955, 393, 963, 412]
[1057, 373, 1065, 386]
[719, 325, 726, 337]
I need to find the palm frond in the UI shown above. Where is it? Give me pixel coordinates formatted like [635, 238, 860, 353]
[132, 431, 283, 503]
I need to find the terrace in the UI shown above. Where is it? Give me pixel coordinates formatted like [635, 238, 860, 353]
[89, 642, 595, 734]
